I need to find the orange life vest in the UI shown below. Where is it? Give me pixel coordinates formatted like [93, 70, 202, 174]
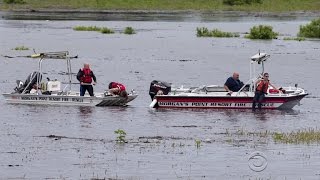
[81, 68, 92, 83]
[256, 80, 269, 93]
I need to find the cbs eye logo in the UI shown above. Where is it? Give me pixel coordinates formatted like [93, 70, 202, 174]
[248, 151, 268, 172]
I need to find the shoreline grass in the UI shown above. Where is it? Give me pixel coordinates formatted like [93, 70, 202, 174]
[1, 0, 320, 12]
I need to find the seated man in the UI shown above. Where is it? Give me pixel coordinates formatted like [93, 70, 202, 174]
[108, 82, 128, 98]
[224, 72, 244, 95]
[30, 84, 42, 95]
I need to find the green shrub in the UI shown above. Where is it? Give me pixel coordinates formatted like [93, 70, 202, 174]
[197, 27, 210, 37]
[100, 27, 114, 34]
[197, 27, 239, 38]
[124, 27, 135, 34]
[4, 0, 26, 4]
[114, 129, 127, 143]
[211, 29, 240, 37]
[245, 25, 278, 39]
[298, 18, 320, 38]
[13, 46, 29, 50]
[73, 26, 102, 31]
[223, 0, 263, 5]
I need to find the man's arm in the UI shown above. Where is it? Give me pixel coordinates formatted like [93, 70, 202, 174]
[269, 82, 278, 90]
[91, 71, 97, 83]
[224, 78, 232, 93]
[224, 85, 231, 92]
[76, 69, 82, 82]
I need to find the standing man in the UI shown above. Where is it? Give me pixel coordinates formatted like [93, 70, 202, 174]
[224, 72, 244, 95]
[77, 63, 97, 96]
[252, 72, 279, 110]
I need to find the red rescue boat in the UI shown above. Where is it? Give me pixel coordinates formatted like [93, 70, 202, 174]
[149, 53, 308, 110]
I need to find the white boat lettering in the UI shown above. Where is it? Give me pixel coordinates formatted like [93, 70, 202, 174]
[62, 98, 69, 101]
[262, 103, 274, 107]
[159, 102, 188, 106]
[72, 98, 83, 102]
[192, 102, 208, 107]
[21, 96, 38, 100]
[49, 97, 61, 101]
[39, 97, 47, 100]
[210, 103, 232, 107]
[234, 103, 246, 107]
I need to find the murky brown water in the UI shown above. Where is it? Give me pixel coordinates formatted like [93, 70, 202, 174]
[0, 13, 319, 179]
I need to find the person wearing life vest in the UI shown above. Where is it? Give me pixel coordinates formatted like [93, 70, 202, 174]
[76, 63, 97, 96]
[252, 72, 279, 110]
[108, 82, 128, 98]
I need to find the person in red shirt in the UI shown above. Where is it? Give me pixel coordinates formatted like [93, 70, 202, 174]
[252, 72, 278, 110]
[76, 63, 97, 96]
[108, 82, 128, 98]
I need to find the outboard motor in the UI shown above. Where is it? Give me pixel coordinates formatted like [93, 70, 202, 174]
[14, 71, 42, 93]
[149, 80, 171, 100]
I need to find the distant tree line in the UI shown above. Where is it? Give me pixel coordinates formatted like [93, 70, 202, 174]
[4, 0, 25, 4]
[223, 0, 263, 5]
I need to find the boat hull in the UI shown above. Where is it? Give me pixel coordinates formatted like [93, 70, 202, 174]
[154, 94, 307, 110]
[2, 93, 137, 107]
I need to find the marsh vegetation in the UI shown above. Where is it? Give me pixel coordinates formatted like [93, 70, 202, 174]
[196, 27, 239, 38]
[124, 27, 135, 35]
[13, 46, 29, 50]
[245, 25, 278, 39]
[298, 18, 320, 38]
[73, 26, 115, 34]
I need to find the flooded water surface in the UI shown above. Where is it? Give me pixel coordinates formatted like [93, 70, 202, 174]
[0, 13, 319, 179]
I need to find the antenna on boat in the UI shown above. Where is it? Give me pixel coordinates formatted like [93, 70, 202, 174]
[261, 50, 264, 75]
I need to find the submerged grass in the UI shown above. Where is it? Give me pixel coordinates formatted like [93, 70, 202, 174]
[73, 26, 114, 34]
[223, 128, 320, 144]
[100, 27, 114, 34]
[1, 0, 320, 12]
[73, 26, 102, 31]
[197, 27, 239, 38]
[283, 37, 306, 41]
[273, 128, 320, 144]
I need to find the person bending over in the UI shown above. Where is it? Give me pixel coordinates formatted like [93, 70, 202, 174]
[108, 82, 128, 98]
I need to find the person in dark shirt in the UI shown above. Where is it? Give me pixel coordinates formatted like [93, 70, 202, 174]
[224, 72, 244, 95]
[76, 63, 97, 96]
